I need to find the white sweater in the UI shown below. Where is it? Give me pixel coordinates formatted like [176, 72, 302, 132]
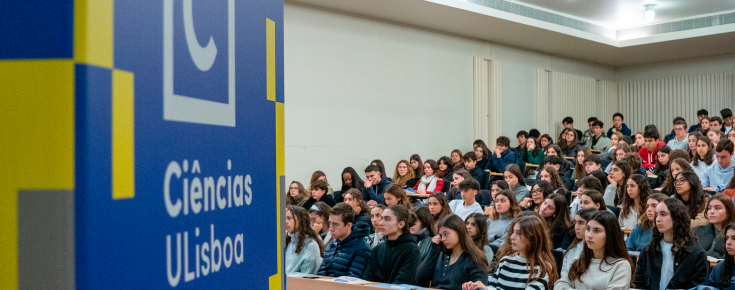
[618, 208, 639, 230]
[449, 199, 484, 221]
[285, 233, 323, 274]
[555, 257, 632, 290]
[561, 242, 583, 278]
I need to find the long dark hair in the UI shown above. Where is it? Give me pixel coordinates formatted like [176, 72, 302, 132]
[525, 137, 543, 161]
[438, 156, 454, 178]
[650, 198, 697, 260]
[438, 214, 490, 272]
[429, 192, 452, 231]
[653, 145, 671, 173]
[641, 193, 667, 231]
[568, 211, 633, 283]
[512, 215, 559, 285]
[718, 222, 735, 288]
[385, 184, 413, 210]
[542, 166, 567, 191]
[386, 205, 411, 235]
[620, 174, 651, 222]
[491, 190, 520, 220]
[706, 195, 735, 236]
[505, 164, 526, 187]
[475, 143, 490, 161]
[673, 171, 708, 220]
[371, 159, 386, 177]
[424, 159, 443, 179]
[692, 135, 715, 166]
[574, 148, 592, 180]
[544, 193, 572, 232]
[540, 134, 554, 150]
[610, 160, 632, 206]
[411, 206, 436, 237]
[567, 208, 598, 253]
[661, 158, 693, 195]
[343, 188, 369, 215]
[286, 205, 325, 256]
[340, 167, 364, 193]
[580, 190, 606, 210]
[558, 128, 578, 155]
[529, 181, 554, 212]
[410, 154, 425, 177]
[466, 213, 489, 251]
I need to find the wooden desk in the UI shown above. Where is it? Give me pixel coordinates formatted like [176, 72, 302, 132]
[526, 163, 539, 168]
[406, 193, 431, 198]
[710, 256, 722, 267]
[590, 149, 602, 154]
[564, 156, 575, 160]
[571, 192, 577, 198]
[485, 170, 503, 176]
[622, 228, 631, 235]
[287, 277, 434, 290]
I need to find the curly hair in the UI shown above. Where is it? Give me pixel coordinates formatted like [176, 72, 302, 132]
[541, 165, 567, 191]
[343, 189, 369, 215]
[286, 205, 325, 256]
[490, 190, 520, 220]
[610, 160, 632, 206]
[392, 160, 415, 188]
[385, 184, 413, 210]
[661, 158, 693, 194]
[650, 198, 697, 261]
[692, 134, 715, 167]
[620, 174, 651, 222]
[673, 171, 709, 220]
[286, 181, 310, 205]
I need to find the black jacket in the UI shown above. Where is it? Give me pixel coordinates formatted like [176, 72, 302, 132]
[302, 194, 336, 209]
[469, 167, 484, 188]
[362, 177, 393, 205]
[355, 212, 374, 235]
[362, 234, 421, 284]
[413, 229, 440, 265]
[415, 251, 488, 289]
[633, 241, 709, 290]
[692, 223, 726, 259]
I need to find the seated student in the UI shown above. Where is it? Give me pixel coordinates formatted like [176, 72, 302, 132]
[309, 202, 333, 245]
[579, 190, 614, 216]
[700, 116, 713, 135]
[689, 109, 709, 133]
[604, 143, 632, 174]
[428, 192, 453, 233]
[466, 215, 558, 290]
[563, 116, 586, 146]
[560, 208, 598, 276]
[364, 205, 387, 248]
[466, 213, 495, 264]
[412, 160, 445, 195]
[302, 180, 336, 209]
[371, 159, 387, 178]
[287, 181, 310, 207]
[539, 166, 569, 201]
[633, 198, 709, 290]
[410, 154, 425, 178]
[464, 152, 484, 187]
[449, 179, 484, 221]
[539, 155, 574, 190]
[627, 193, 667, 251]
[569, 177, 603, 219]
[556, 211, 634, 290]
[545, 144, 574, 178]
[667, 119, 690, 150]
[285, 205, 326, 274]
[447, 169, 471, 200]
[711, 116, 725, 133]
[486, 136, 516, 173]
[691, 135, 716, 180]
[392, 160, 416, 189]
[687, 131, 703, 159]
[723, 108, 734, 134]
[487, 190, 520, 246]
[439, 156, 455, 184]
[573, 148, 593, 180]
[708, 223, 735, 290]
[693, 194, 735, 259]
[485, 180, 510, 216]
[524, 137, 546, 166]
[308, 171, 335, 197]
[504, 164, 529, 202]
[338, 167, 365, 203]
[343, 189, 374, 234]
[618, 174, 651, 230]
[559, 128, 581, 158]
[730, 129, 735, 145]
[475, 144, 491, 171]
[639, 128, 667, 170]
[540, 134, 554, 153]
[519, 180, 553, 212]
[318, 203, 371, 278]
[633, 131, 645, 151]
[702, 139, 735, 192]
[362, 205, 421, 284]
[606, 112, 632, 137]
[451, 149, 465, 169]
[416, 215, 490, 289]
[673, 171, 710, 228]
[583, 153, 602, 175]
[604, 160, 632, 207]
[587, 120, 612, 152]
[580, 117, 598, 146]
[474, 139, 487, 150]
[726, 174, 735, 198]
[602, 131, 622, 160]
[410, 206, 440, 264]
[539, 193, 572, 249]
[658, 157, 693, 196]
[363, 164, 393, 206]
[385, 185, 413, 210]
[623, 152, 646, 176]
[709, 129, 725, 146]
[515, 131, 529, 161]
[649, 145, 671, 189]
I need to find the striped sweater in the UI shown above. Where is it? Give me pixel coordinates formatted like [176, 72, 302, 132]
[488, 255, 550, 290]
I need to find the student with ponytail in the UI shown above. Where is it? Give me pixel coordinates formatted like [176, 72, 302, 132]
[416, 214, 490, 289]
[362, 205, 421, 285]
[555, 211, 634, 290]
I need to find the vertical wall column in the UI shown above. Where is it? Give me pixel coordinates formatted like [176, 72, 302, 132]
[473, 57, 502, 144]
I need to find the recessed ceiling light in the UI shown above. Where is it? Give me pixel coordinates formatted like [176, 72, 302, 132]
[645, 4, 656, 22]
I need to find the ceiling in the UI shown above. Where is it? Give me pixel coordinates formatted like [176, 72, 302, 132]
[513, 0, 735, 28]
[288, 0, 735, 67]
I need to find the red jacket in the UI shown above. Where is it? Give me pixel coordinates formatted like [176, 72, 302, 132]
[412, 178, 445, 194]
[638, 141, 666, 169]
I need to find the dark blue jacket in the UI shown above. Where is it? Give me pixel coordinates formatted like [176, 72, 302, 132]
[486, 149, 515, 173]
[689, 123, 702, 133]
[708, 261, 735, 290]
[362, 177, 392, 205]
[607, 123, 632, 137]
[317, 223, 371, 278]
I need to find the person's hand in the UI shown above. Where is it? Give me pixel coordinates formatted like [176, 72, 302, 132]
[484, 205, 496, 216]
[527, 142, 535, 151]
[417, 189, 426, 195]
[364, 178, 373, 188]
[612, 128, 618, 133]
[312, 223, 323, 233]
[432, 234, 441, 244]
[704, 187, 716, 192]
[654, 187, 662, 191]
[462, 281, 488, 290]
[607, 175, 617, 187]
[520, 197, 533, 207]
[495, 147, 503, 157]
[367, 200, 377, 207]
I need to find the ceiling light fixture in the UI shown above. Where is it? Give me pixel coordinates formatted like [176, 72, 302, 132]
[645, 4, 656, 23]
